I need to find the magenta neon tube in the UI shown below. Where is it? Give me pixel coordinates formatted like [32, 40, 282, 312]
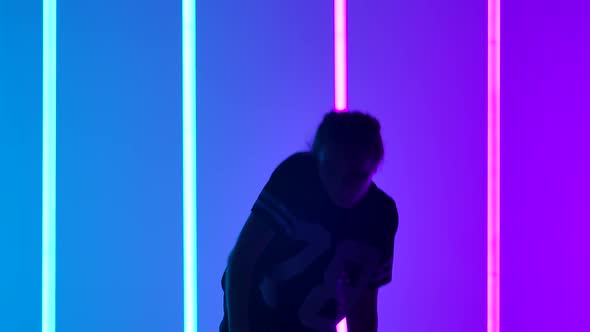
[334, 0, 347, 112]
[487, 0, 500, 329]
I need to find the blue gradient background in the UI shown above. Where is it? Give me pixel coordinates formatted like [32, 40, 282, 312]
[56, 0, 183, 331]
[1, 0, 588, 331]
[1, 1, 42, 331]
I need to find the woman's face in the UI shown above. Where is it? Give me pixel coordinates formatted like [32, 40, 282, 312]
[317, 144, 379, 209]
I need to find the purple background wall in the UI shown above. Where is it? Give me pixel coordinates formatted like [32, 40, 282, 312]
[502, 0, 590, 331]
[348, 0, 487, 331]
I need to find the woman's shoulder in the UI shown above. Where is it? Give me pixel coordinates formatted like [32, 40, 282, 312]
[277, 151, 315, 173]
[369, 183, 399, 223]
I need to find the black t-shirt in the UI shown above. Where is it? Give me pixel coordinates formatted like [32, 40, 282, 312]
[220, 152, 399, 332]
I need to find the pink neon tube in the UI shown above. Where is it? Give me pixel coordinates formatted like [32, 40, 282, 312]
[334, 0, 347, 112]
[334, 0, 348, 330]
[488, 0, 500, 330]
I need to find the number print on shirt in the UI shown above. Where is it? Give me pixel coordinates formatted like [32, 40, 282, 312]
[298, 240, 380, 331]
[259, 220, 381, 331]
[259, 221, 332, 309]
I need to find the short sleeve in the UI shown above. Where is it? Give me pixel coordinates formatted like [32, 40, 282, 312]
[251, 153, 306, 236]
[368, 199, 399, 289]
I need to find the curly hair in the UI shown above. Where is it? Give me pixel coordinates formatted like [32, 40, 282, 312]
[311, 110, 384, 163]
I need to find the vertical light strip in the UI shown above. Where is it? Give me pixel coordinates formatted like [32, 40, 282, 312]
[487, 0, 500, 330]
[42, 0, 57, 331]
[334, 1, 349, 331]
[334, 0, 348, 111]
[183, 0, 198, 331]
[336, 316, 348, 332]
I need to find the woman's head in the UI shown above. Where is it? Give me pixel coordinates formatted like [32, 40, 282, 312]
[312, 111, 384, 208]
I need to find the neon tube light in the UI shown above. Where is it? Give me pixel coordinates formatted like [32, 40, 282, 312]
[183, 0, 198, 331]
[487, 0, 500, 329]
[334, 0, 347, 112]
[334, 1, 349, 331]
[42, 0, 57, 331]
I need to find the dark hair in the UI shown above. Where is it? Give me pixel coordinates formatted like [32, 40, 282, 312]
[311, 110, 384, 163]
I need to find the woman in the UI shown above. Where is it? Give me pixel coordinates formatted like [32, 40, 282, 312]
[220, 110, 399, 332]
